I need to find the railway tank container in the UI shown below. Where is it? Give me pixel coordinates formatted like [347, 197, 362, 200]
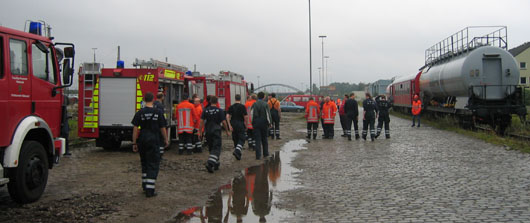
[419, 46, 519, 102]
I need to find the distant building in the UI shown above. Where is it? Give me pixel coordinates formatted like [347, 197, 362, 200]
[509, 42, 530, 86]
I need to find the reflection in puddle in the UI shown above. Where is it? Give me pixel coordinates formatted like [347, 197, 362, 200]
[174, 140, 306, 223]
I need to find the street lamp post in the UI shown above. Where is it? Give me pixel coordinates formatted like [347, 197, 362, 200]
[324, 56, 330, 85]
[318, 67, 322, 89]
[318, 35, 327, 87]
[308, 0, 313, 95]
[257, 75, 260, 88]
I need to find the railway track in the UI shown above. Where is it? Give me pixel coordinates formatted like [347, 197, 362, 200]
[475, 125, 530, 141]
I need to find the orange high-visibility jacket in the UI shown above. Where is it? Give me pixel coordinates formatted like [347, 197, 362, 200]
[322, 101, 338, 124]
[305, 100, 320, 123]
[412, 100, 422, 115]
[193, 103, 203, 130]
[268, 98, 280, 111]
[176, 101, 198, 134]
[245, 99, 256, 129]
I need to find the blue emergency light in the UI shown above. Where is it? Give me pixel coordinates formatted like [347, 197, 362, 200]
[117, 60, 125, 68]
[185, 71, 192, 76]
[29, 22, 42, 35]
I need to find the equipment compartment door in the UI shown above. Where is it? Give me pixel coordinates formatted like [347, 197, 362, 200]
[482, 58, 502, 100]
[99, 78, 136, 127]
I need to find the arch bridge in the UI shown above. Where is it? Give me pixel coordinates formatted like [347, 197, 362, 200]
[253, 83, 304, 95]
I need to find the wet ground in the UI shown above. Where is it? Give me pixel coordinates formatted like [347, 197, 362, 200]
[173, 140, 306, 223]
[2, 111, 530, 222]
[279, 115, 530, 222]
[0, 113, 305, 223]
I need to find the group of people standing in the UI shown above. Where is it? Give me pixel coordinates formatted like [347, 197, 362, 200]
[130, 91, 284, 197]
[305, 92, 393, 142]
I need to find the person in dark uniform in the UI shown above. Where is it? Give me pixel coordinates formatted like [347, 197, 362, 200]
[344, 93, 360, 140]
[131, 92, 168, 197]
[362, 93, 378, 141]
[252, 92, 272, 160]
[267, 93, 281, 139]
[199, 96, 230, 173]
[375, 95, 392, 139]
[153, 92, 168, 156]
[227, 94, 248, 160]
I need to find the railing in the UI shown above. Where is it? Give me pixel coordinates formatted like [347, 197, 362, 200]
[425, 26, 507, 65]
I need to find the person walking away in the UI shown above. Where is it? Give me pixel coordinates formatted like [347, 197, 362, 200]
[153, 92, 168, 156]
[227, 94, 248, 160]
[344, 93, 360, 140]
[245, 94, 257, 150]
[199, 96, 230, 173]
[176, 95, 199, 155]
[362, 93, 378, 141]
[321, 96, 338, 139]
[131, 92, 168, 197]
[192, 96, 203, 153]
[267, 93, 281, 139]
[305, 97, 320, 139]
[252, 92, 272, 160]
[320, 99, 325, 137]
[412, 94, 422, 127]
[375, 95, 392, 139]
[338, 95, 348, 137]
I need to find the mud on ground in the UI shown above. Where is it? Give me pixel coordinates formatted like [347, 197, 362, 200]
[0, 112, 306, 223]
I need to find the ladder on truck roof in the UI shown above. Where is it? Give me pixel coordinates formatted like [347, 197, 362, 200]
[132, 58, 188, 72]
[81, 63, 102, 132]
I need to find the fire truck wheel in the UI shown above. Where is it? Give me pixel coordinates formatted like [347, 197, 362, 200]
[7, 140, 49, 204]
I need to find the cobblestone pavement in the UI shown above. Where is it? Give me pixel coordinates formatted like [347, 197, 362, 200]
[278, 115, 530, 222]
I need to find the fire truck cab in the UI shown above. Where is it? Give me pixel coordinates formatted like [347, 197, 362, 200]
[0, 21, 75, 203]
[78, 59, 187, 149]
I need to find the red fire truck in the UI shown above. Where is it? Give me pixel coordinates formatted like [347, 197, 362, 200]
[0, 21, 75, 203]
[188, 71, 249, 110]
[78, 59, 187, 150]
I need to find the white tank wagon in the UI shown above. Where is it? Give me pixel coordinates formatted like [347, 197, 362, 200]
[410, 26, 526, 134]
[419, 46, 519, 100]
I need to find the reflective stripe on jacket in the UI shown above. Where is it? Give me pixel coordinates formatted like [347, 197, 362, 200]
[305, 100, 320, 123]
[177, 101, 198, 133]
[245, 99, 256, 129]
[322, 101, 337, 124]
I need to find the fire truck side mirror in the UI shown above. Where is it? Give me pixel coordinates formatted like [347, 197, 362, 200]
[63, 46, 75, 58]
[62, 58, 73, 85]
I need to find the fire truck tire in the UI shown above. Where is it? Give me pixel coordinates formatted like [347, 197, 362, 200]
[7, 140, 49, 204]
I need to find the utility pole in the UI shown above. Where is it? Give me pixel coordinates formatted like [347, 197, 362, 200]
[308, 0, 313, 95]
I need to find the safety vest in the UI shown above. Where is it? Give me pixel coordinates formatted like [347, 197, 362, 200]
[177, 101, 197, 134]
[245, 99, 256, 129]
[193, 104, 203, 130]
[306, 100, 320, 123]
[322, 101, 337, 124]
[412, 100, 422, 115]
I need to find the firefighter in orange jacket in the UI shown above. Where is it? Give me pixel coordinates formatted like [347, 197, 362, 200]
[176, 95, 199, 155]
[321, 97, 338, 139]
[267, 93, 281, 139]
[411, 94, 422, 127]
[245, 94, 257, 150]
[305, 97, 320, 139]
[192, 96, 203, 153]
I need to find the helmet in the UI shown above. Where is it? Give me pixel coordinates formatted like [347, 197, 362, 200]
[413, 95, 419, 100]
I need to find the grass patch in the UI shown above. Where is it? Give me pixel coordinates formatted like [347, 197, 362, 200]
[390, 110, 530, 153]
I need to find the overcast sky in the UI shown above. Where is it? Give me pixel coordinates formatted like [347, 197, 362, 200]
[1, 0, 529, 90]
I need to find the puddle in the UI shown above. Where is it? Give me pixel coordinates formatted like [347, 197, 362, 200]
[173, 139, 307, 223]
